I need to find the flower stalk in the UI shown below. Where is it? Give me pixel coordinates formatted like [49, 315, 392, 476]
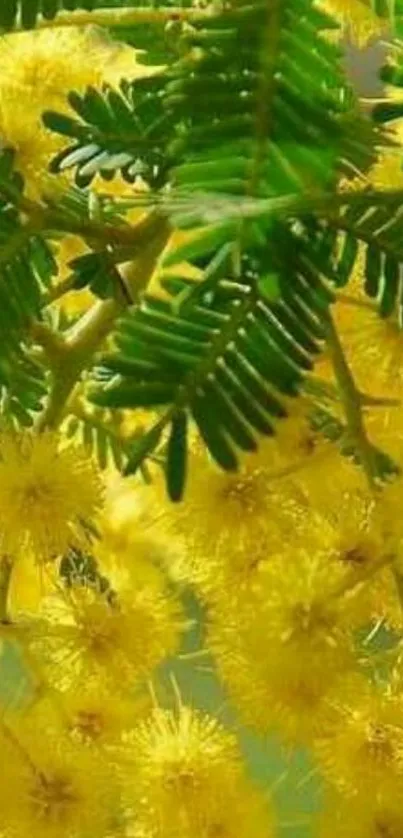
[27, 6, 213, 31]
[323, 309, 378, 490]
[0, 556, 13, 624]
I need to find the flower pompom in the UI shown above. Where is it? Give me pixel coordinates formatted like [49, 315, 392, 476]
[0, 431, 103, 562]
[316, 677, 403, 801]
[209, 547, 354, 744]
[125, 704, 275, 838]
[0, 723, 116, 838]
[30, 582, 185, 692]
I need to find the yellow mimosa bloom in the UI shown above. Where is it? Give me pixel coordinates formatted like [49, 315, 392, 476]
[316, 677, 403, 800]
[317, 790, 403, 837]
[30, 582, 184, 691]
[125, 705, 275, 837]
[0, 724, 116, 838]
[0, 431, 102, 561]
[209, 548, 354, 744]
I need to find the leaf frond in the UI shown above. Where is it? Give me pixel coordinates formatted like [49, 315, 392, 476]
[90, 229, 333, 497]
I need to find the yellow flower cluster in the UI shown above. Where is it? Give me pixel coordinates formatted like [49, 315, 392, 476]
[0, 431, 102, 561]
[3, 12, 403, 838]
[320, 0, 385, 46]
[127, 704, 274, 837]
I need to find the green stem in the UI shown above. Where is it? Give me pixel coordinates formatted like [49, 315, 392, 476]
[0, 557, 13, 624]
[37, 216, 170, 431]
[21, 6, 211, 31]
[323, 312, 403, 611]
[30, 321, 67, 364]
[323, 309, 378, 490]
[37, 298, 123, 431]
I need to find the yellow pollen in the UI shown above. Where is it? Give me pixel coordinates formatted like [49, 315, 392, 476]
[73, 711, 104, 741]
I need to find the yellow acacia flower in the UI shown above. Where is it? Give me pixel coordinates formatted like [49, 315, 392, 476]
[320, 0, 384, 46]
[24, 684, 150, 752]
[316, 677, 403, 801]
[153, 443, 308, 600]
[245, 398, 354, 513]
[96, 469, 175, 580]
[369, 150, 403, 191]
[317, 789, 403, 837]
[323, 254, 403, 405]
[63, 688, 150, 749]
[30, 582, 184, 691]
[126, 704, 274, 837]
[303, 483, 403, 630]
[0, 723, 116, 838]
[209, 548, 354, 744]
[0, 431, 102, 562]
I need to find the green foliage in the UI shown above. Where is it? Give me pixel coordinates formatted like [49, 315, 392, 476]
[0, 352, 48, 428]
[44, 0, 377, 203]
[316, 191, 403, 323]
[43, 77, 171, 188]
[90, 241, 331, 497]
[0, 148, 56, 419]
[3, 0, 403, 495]
[165, 0, 364, 199]
[0, 0, 103, 31]
[64, 407, 129, 469]
[0, 145, 131, 422]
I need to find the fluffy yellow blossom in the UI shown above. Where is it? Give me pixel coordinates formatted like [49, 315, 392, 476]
[325, 267, 403, 403]
[209, 548, 354, 744]
[153, 443, 309, 599]
[97, 470, 175, 578]
[64, 688, 150, 749]
[320, 0, 384, 46]
[0, 27, 149, 197]
[316, 677, 403, 800]
[303, 483, 403, 629]
[0, 431, 102, 561]
[25, 684, 150, 751]
[0, 723, 116, 838]
[256, 399, 356, 512]
[126, 705, 274, 837]
[317, 790, 403, 837]
[30, 582, 184, 691]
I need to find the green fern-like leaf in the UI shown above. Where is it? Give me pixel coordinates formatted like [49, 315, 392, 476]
[0, 149, 57, 409]
[164, 0, 376, 206]
[43, 77, 171, 188]
[64, 405, 129, 470]
[0, 351, 47, 427]
[44, 0, 379, 204]
[90, 228, 333, 497]
[0, 0, 102, 32]
[315, 190, 403, 322]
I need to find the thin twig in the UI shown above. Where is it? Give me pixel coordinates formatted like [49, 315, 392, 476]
[37, 298, 123, 431]
[0, 557, 12, 624]
[323, 309, 378, 490]
[14, 6, 212, 31]
[36, 216, 170, 431]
